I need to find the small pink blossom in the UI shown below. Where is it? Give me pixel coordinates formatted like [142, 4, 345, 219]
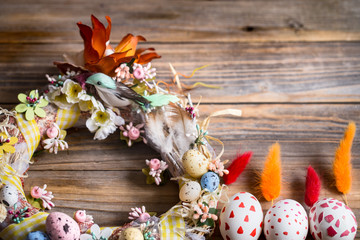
[129, 206, 151, 223]
[120, 122, 146, 146]
[208, 159, 229, 177]
[46, 127, 59, 139]
[114, 63, 131, 82]
[74, 210, 94, 234]
[193, 201, 218, 223]
[145, 159, 168, 185]
[31, 184, 55, 210]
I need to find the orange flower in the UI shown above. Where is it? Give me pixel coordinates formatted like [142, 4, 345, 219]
[77, 15, 160, 76]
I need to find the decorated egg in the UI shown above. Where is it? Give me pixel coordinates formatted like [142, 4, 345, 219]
[26, 231, 50, 240]
[46, 212, 80, 240]
[220, 192, 263, 239]
[264, 199, 308, 240]
[179, 181, 201, 202]
[309, 198, 357, 240]
[182, 149, 209, 178]
[200, 172, 220, 192]
[122, 227, 143, 240]
[0, 184, 19, 207]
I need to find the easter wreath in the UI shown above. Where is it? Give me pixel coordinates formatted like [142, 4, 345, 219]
[0, 15, 357, 240]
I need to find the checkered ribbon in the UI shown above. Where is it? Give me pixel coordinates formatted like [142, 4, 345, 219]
[0, 212, 48, 240]
[0, 164, 25, 198]
[56, 104, 81, 130]
[16, 114, 40, 160]
[160, 209, 186, 240]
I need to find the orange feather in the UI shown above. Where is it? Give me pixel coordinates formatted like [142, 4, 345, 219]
[333, 122, 356, 194]
[260, 142, 282, 201]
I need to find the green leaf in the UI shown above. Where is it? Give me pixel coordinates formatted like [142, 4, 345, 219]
[144, 94, 180, 107]
[27, 196, 42, 209]
[29, 90, 38, 99]
[208, 208, 217, 214]
[18, 93, 27, 103]
[197, 218, 214, 228]
[25, 108, 34, 121]
[37, 98, 48, 107]
[15, 104, 28, 113]
[34, 106, 46, 118]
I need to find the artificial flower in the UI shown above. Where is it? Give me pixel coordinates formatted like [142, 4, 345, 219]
[86, 108, 124, 140]
[129, 206, 151, 223]
[80, 224, 112, 240]
[114, 63, 131, 82]
[193, 201, 218, 227]
[8, 206, 30, 224]
[79, 95, 104, 112]
[120, 122, 146, 146]
[29, 184, 55, 210]
[0, 133, 18, 159]
[208, 158, 229, 177]
[15, 90, 48, 121]
[61, 79, 87, 104]
[145, 159, 168, 185]
[77, 15, 160, 76]
[42, 123, 68, 154]
[74, 210, 94, 233]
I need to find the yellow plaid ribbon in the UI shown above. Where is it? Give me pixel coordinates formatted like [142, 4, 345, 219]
[0, 212, 48, 240]
[160, 209, 186, 240]
[1, 164, 25, 198]
[15, 114, 40, 160]
[56, 104, 81, 130]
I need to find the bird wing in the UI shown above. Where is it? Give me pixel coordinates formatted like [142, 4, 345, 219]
[114, 82, 151, 108]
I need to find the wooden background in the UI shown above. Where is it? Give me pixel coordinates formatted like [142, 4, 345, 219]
[0, 0, 359, 239]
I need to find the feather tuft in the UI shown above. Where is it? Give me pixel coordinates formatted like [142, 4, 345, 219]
[305, 165, 321, 207]
[260, 142, 281, 202]
[223, 151, 252, 185]
[333, 122, 356, 194]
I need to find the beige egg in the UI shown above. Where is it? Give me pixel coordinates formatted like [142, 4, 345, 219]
[182, 149, 209, 178]
[122, 227, 143, 240]
[179, 181, 201, 202]
[0, 204, 6, 223]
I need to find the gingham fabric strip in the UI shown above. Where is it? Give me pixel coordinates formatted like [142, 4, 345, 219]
[56, 104, 81, 130]
[16, 113, 41, 159]
[1, 164, 25, 198]
[160, 209, 186, 240]
[0, 212, 48, 240]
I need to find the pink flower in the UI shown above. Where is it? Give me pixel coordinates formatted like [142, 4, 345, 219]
[129, 206, 151, 223]
[208, 159, 229, 177]
[148, 159, 161, 171]
[120, 122, 146, 147]
[74, 210, 87, 223]
[30, 186, 43, 199]
[145, 159, 168, 185]
[133, 67, 145, 80]
[114, 63, 131, 82]
[46, 127, 59, 139]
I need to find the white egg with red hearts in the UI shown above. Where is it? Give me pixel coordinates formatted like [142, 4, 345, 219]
[309, 198, 357, 240]
[179, 181, 201, 202]
[220, 192, 263, 240]
[264, 199, 308, 240]
[0, 184, 19, 207]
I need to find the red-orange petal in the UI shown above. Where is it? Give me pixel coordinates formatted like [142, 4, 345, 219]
[77, 22, 99, 64]
[85, 52, 132, 76]
[114, 34, 146, 57]
[90, 15, 107, 58]
[105, 16, 112, 42]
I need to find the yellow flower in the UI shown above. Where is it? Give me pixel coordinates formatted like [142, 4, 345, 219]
[94, 111, 110, 125]
[62, 80, 86, 104]
[0, 133, 18, 158]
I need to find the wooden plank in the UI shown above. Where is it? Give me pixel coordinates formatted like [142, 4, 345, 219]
[0, 41, 360, 104]
[0, 0, 360, 43]
[24, 104, 360, 238]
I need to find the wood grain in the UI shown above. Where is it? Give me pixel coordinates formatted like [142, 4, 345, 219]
[1, 0, 360, 43]
[1, 42, 360, 103]
[1, 0, 360, 239]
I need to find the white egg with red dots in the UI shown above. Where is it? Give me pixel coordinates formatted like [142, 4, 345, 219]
[219, 192, 263, 240]
[309, 198, 357, 240]
[264, 199, 308, 240]
[179, 181, 201, 202]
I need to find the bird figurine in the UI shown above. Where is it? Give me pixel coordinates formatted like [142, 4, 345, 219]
[86, 73, 151, 109]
